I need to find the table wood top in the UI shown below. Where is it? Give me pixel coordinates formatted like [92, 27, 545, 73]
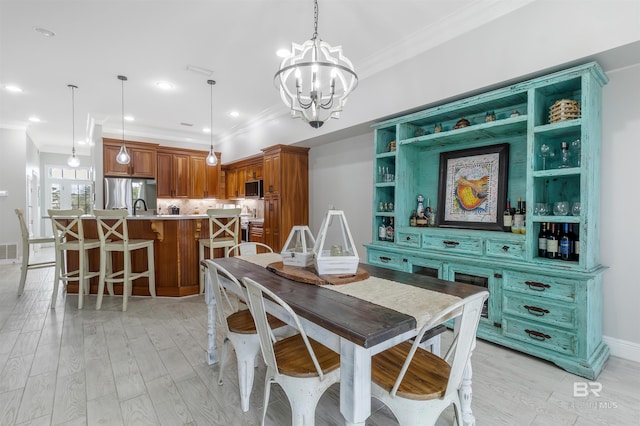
[211, 257, 484, 349]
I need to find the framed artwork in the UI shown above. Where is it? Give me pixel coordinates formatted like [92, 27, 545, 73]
[436, 143, 509, 231]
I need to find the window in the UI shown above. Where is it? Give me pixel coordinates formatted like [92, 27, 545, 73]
[46, 166, 93, 212]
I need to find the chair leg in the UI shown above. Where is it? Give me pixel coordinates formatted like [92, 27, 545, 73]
[51, 248, 62, 309]
[106, 254, 114, 296]
[233, 337, 260, 413]
[261, 373, 275, 426]
[199, 242, 205, 294]
[96, 249, 107, 310]
[78, 249, 85, 310]
[123, 251, 131, 312]
[217, 338, 230, 385]
[17, 242, 30, 296]
[147, 245, 156, 298]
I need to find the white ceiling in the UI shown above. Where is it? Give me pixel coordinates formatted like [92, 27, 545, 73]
[0, 0, 534, 156]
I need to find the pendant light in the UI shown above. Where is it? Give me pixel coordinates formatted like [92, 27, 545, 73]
[66, 84, 80, 167]
[205, 79, 218, 166]
[116, 75, 131, 165]
[274, 0, 358, 128]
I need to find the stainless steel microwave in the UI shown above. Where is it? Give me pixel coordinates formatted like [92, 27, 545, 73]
[244, 179, 263, 198]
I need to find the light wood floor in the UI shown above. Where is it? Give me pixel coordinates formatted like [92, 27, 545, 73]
[0, 250, 638, 425]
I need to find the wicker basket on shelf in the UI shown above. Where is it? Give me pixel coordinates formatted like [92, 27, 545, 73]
[549, 99, 580, 123]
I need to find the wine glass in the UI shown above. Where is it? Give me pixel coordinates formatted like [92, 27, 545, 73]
[539, 144, 554, 170]
[571, 139, 582, 167]
[571, 202, 581, 216]
[553, 201, 569, 216]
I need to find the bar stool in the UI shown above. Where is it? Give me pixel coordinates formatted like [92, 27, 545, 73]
[48, 209, 102, 310]
[15, 208, 55, 296]
[94, 209, 156, 311]
[198, 208, 241, 293]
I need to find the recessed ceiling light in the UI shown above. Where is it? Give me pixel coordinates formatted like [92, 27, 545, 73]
[203, 127, 211, 134]
[276, 48, 290, 58]
[124, 115, 135, 122]
[229, 111, 239, 118]
[28, 116, 41, 123]
[156, 81, 173, 90]
[34, 27, 55, 37]
[5, 85, 23, 93]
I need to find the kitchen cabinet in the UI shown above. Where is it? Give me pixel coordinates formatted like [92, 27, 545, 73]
[103, 138, 157, 178]
[225, 168, 238, 199]
[365, 62, 608, 379]
[224, 156, 263, 199]
[189, 153, 221, 198]
[157, 150, 190, 198]
[261, 145, 309, 251]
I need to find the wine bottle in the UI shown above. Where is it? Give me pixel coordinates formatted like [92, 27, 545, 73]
[538, 222, 548, 257]
[386, 217, 395, 242]
[546, 223, 559, 259]
[409, 210, 417, 227]
[416, 195, 428, 227]
[558, 141, 572, 169]
[570, 223, 580, 261]
[378, 218, 387, 241]
[512, 197, 524, 234]
[503, 198, 512, 232]
[559, 223, 573, 261]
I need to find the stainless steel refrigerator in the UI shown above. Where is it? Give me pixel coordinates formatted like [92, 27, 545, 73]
[104, 177, 157, 214]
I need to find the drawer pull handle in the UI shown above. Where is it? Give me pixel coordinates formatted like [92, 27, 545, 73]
[406, 236, 411, 241]
[379, 256, 391, 263]
[525, 329, 551, 341]
[524, 305, 550, 316]
[443, 240, 460, 247]
[525, 281, 551, 291]
[502, 245, 510, 251]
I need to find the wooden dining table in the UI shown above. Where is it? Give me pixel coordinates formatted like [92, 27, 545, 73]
[205, 254, 485, 426]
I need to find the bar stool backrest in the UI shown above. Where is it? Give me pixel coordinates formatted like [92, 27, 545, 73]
[48, 208, 86, 247]
[94, 209, 130, 247]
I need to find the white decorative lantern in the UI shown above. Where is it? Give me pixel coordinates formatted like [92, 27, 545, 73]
[281, 226, 316, 267]
[313, 210, 359, 275]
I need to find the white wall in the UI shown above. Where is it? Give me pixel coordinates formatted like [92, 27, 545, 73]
[0, 128, 28, 255]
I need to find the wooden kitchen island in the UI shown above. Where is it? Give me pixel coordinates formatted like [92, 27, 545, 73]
[64, 215, 219, 297]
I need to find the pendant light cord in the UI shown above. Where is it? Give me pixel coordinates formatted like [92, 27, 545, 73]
[69, 84, 77, 154]
[118, 75, 127, 148]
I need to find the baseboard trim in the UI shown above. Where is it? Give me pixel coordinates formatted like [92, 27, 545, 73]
[603, 335, 640, 363]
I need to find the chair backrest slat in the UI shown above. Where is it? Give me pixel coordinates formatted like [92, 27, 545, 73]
[207, 208, 241, 243]
[48, 209, 86, 246]
[15, 208, 29, 240]
[94, 210, 129, 245]
[243, 277, 326, 380]
[204, 260, 248, 336]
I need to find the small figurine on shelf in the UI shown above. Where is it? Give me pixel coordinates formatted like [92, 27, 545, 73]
[434, 123, 443, 133]
[510, 109, 521, 117]
[485, 111, 496, 122]
[414, 127, 426, 137]
[416, 195, 428, 227]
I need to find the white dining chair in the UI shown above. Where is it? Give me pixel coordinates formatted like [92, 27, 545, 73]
[243, 276, 341, 426]
[93, 209, 156, 311]
[48, 209, 102, 309]
[15, 208, 55, 296]
[203, 259, 288, 412]
[198, 208, 241, 293]
[370, 290, 489, 426]
[227, 242, 273, 257]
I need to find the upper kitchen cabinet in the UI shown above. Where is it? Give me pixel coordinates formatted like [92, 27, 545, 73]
[157, 149, 190, 198]
[261, 145, 309, 251]
[224, 155, 263, 199]
[189, 153, 221, 199]
[103, 138, 157, 178]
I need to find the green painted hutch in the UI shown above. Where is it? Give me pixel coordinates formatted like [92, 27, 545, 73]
[365, 62, 609, 379]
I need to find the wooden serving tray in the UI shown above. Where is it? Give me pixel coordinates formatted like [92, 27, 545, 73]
[266, 261, 370, 286]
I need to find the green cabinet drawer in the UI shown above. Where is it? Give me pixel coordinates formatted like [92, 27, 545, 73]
[422, 235, 483, 255]
[486, 239, 526, 261]
[503, 316, 577, 356]
[503, 291, 575, 328]
[503, 271, 577, 303]
[367, 249, 408, 271]
[396, 231, 421, 248]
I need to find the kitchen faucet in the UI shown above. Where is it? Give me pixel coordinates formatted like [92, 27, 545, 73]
[133, 198, 147, 213]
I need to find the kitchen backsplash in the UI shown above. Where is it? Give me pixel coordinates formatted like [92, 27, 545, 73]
[158, 198, 264, 218]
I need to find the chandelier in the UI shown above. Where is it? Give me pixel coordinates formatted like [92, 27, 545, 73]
[274, 0, 358, 128]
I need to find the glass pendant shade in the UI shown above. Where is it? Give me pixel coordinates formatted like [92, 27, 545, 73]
[274, 0, 357, 128]
[67, 150, 80, 167]
[206, 149, 218, 166]
[116, 145, 130, 165]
